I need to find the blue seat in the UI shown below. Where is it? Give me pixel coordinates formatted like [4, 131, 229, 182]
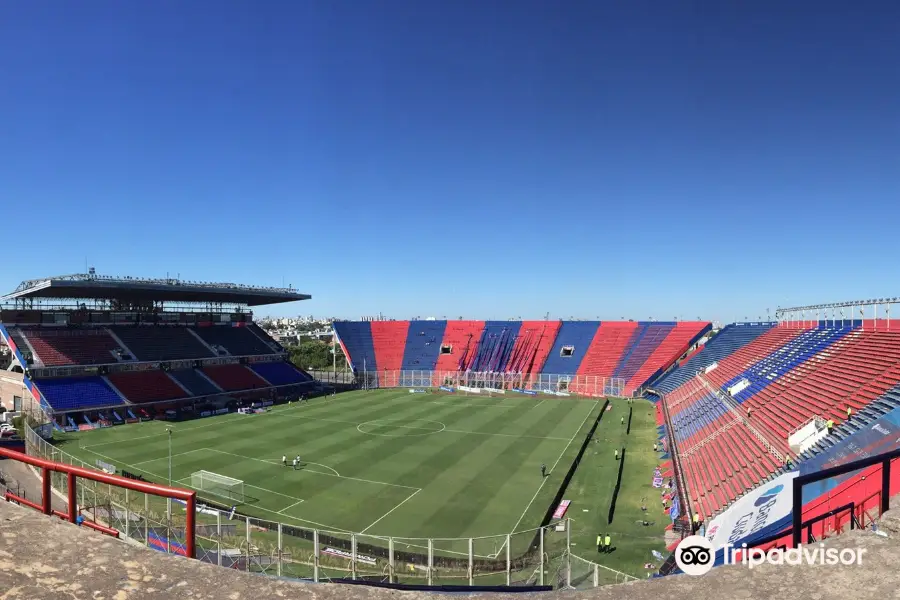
[37, 376, 124, 411]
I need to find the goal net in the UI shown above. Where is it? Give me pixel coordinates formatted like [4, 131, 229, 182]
[191, 470, 245, 503]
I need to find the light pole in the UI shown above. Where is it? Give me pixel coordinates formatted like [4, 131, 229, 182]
[166, 428, 173, 525]
[167, 428, 173, 486]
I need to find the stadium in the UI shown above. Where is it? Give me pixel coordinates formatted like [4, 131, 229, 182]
[2, 271, 899, 593]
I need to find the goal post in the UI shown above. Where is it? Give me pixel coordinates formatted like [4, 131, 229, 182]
[191, 470, 245, 503]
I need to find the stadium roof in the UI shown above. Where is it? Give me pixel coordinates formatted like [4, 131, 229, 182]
[2, 273, 310, 307]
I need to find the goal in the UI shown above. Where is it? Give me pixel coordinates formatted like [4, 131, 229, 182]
[191, 470, 245, 503]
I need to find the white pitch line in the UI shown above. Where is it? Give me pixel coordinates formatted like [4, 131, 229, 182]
[78, 398, 351, 450]
[131, 448, 208, 467]
[260, 458, 341, 477]
[506, 400, 599, 536]
[276, 411, 571, 441]
[205, 448, 420, 491]
[443, 429, 570, 441]
[359, 489, 422, 534]
[277, 500, 305, 515]
[428, 401, 517, 409]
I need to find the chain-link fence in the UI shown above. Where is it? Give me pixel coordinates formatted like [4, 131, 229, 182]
[310, 369, 627, 398]
[23, 421, 637, 589]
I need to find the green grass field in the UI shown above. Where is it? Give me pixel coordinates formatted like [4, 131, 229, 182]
[54, 389, 667, 579]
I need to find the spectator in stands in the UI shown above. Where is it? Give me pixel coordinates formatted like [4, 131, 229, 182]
[747, 407, 752, 419]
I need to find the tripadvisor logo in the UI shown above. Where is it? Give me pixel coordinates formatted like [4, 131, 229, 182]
[675, 535, 715, 575]
[675, 535, 867, 576]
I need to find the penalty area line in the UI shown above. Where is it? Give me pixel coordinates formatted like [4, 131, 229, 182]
[505, 400, 599, 537]
[359, 489, 422, 534]
[277, 500, 305, 515]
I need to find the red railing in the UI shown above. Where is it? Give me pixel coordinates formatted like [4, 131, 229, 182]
[0, 447, 196, 558]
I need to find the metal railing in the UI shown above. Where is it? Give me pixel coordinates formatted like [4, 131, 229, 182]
[21, 420, 638, 589]
[696, 373, 786, 464]
[658, 389, 692, 536]
[313, 369, 627, 399]
[1, 444, 197, 557]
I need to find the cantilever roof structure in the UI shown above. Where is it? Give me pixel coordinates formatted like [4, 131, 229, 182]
[2, 273, 311, 307]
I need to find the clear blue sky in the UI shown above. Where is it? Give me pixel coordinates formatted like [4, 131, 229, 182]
[1, 1, 897, 322]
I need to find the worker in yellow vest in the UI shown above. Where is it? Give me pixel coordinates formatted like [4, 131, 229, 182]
[827, 419, 834, 434]
[847, 406, 853, 421]
[604, 534, 611, 554]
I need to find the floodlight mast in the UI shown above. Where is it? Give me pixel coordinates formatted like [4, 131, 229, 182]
[775, 297, 899, 331]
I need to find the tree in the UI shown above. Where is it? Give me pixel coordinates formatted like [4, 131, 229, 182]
[288, 340, 347, 371]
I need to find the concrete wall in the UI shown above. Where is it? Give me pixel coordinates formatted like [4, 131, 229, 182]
[0, 370, 26, 412]
[1, 495, 899, 600]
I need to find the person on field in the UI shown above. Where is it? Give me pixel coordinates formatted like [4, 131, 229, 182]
[541, 464, 546, 477]
[292, 457, 298, 470]
[282, 455, 287, 466]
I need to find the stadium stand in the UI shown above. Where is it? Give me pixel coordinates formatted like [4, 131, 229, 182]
[193, 325, 277, 356]
[577, 321, 639, 381]
[333, 321, 378, 371]
[665, 376, 784, 516]
[612, 323, 671, 382]
[400, 320, 447, 370]
[36, 376, 124, 411]
[107, 371, 188, 404]
[18, 328, 124, 366]
[434, 321, 485, 372]
[169, 369, 222, 396]
[336, 320, 710, 394]
[370, 321, 409, 372]
[650, 323, 777, 395]
[7, 328, 34, 363]
[541, 321, 601, 375]
[723, 326, 854, 403]
[510, 320, 562, 374]
[112, 327, 214, 361]
[249, 323, 283, 351]
[468, 321, 523, 372]
[743, 329, 900, 454]
[703, 326, 806, 389]
[202, 364, 269, 391]
[809, 380, 900, 457]
[250, 361, 313, 386]
[660, 323, 900, 519]
[625, 322, 711, 393]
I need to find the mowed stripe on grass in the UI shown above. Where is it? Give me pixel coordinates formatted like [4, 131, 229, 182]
[60, 390, 598, 539]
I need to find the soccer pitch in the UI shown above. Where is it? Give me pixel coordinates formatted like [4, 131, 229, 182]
[60, 390, 599, 539]
[56, 389, 668, 579]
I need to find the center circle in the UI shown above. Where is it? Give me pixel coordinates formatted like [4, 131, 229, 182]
[356, 419, 447, 437]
